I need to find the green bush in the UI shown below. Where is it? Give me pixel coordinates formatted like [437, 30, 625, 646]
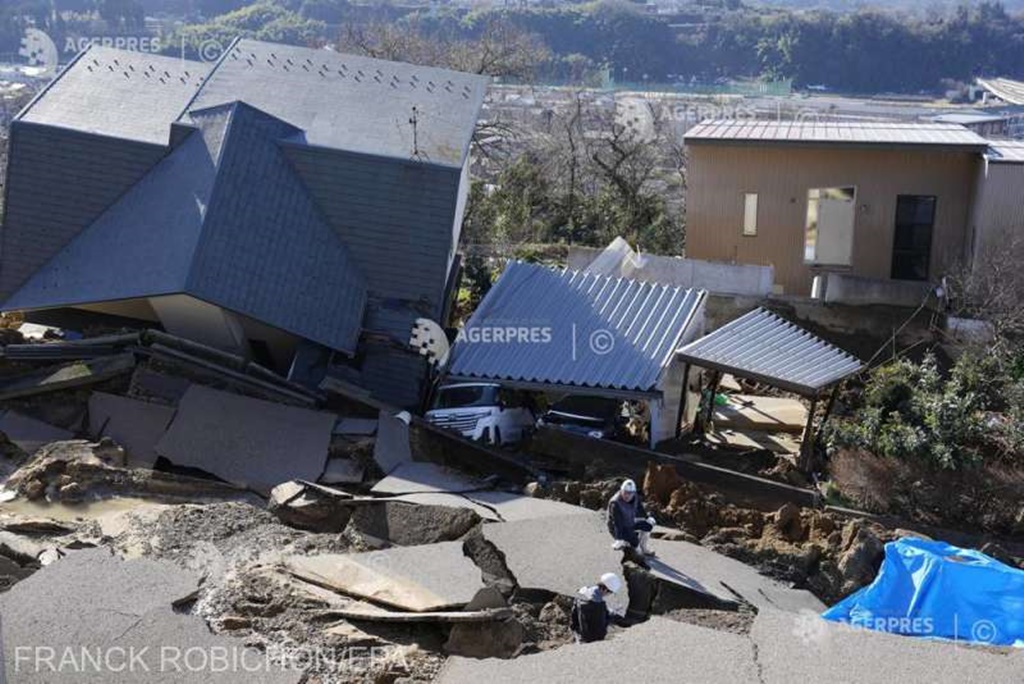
[826, 351, 1023, 471]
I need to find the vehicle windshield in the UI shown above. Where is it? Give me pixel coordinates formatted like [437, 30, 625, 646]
[433, 385, 500, 410]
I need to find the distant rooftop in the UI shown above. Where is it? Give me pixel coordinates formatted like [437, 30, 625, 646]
[985, 139, 1024, 164]
[684, 120, 989, 149]
[977, 77, 1024, 106]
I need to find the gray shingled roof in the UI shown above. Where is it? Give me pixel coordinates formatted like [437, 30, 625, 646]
[684, 120, 989, 148]
[188, 39, 488, 167]
[447, 262, 706, 395]
[18, 47, 209, 145]
[985, 139, 1024, 164]
[676, 308, 862, 396]
[5, 102, 368, 354]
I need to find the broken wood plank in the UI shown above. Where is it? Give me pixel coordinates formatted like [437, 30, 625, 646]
[0, 353, 136, 401]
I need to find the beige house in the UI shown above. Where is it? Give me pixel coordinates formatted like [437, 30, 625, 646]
[971, 140, 1024, 266]
[684, 121, 998, 297]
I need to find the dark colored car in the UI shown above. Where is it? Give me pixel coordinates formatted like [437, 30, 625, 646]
[538, 395, 626, 440]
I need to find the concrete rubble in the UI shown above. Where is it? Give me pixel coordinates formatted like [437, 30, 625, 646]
[0, 549, 301, 683]
[155, 385, 335, 494]
[439, 616, 760, 683]
[88, 391, 176, 467]
[0, 338, 1017, 682]
[285, 543, 484, 612]
[0, 410, 73, 454]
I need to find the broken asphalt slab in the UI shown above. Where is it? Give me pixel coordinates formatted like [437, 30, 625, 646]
[0, 410, 73, 454]
[0, 548, 300, 682]
[155, 385, 335, 494]
[370, 462, 486, 495]
[481, 513, 630, 613]
[88, 392, 176, 468]
[649, 538, 824, 613]
[438, 616, 759, 683]
[334, 417, 378, 436]
[285, 542, 484, 612]
[750, 608, 1023, 683]
[372, 410, 413, 473]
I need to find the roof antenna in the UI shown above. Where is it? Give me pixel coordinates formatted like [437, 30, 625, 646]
[409, 106, 425, 160]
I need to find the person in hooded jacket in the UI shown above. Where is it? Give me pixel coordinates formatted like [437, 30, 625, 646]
[606, 478, 656, 557]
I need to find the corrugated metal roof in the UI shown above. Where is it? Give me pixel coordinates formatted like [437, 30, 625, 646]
[676, 308, 862, 396]
[985, 139, 1024, 164]
[977, 77, 1024, 106]
[684, 120, 988, 148]
[448, 262, 706, 395]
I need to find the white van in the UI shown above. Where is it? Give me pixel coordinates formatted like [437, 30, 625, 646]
[425, 383, 535, 445]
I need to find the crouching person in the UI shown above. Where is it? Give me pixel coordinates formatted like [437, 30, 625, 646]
[607, 479, 656, 557]
[570, 572, 626, 643]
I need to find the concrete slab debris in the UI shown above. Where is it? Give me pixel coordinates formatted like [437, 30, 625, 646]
[346, 500, 480, 546]
[285, 542, 484, 612]
[464, 491, 597, 522]
[371, 462, 485, 495]
[648, 538, 825, 613]
[481, 513, 629, 613]
[438, 617, 759, 683]
[334, 417, 378, 436]
[0, 353, 136, 401]
[388, 493, 501, 521]
[155, 385, 334, 494]
[705, 428, 801, 455]
[129, 367, 192, 404]
[373, 410, 413, 473]
[319, 457, 365, 485]
[714, 394, 809, 434]
[88, 392, 176, 467]
[0, 410, 73, 454]
[0, 548, 298, 683]
[750, 608, 1023, 683]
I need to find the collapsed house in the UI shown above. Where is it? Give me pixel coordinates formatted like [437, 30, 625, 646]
[0, 39, 487, 408]
[443, 261, 707, 446]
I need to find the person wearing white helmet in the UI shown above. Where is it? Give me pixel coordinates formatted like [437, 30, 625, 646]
[607, 478, 657, 558]
[569, 572, 625, 643]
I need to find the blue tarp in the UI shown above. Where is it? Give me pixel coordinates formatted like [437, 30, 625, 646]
[823, 538, 1024, 647]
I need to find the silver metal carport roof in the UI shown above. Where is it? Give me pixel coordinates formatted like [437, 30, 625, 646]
[447, 262, 706, 398]
[676, 307, 862, 396]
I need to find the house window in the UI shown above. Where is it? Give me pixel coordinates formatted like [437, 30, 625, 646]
[805, 187, 856, 266]
[891, 195, 936, 281]
[742, 193, 758, 236]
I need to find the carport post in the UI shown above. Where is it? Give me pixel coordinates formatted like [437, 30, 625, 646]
[798, 395, 819, 473]
[697, 369, 722, 436]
